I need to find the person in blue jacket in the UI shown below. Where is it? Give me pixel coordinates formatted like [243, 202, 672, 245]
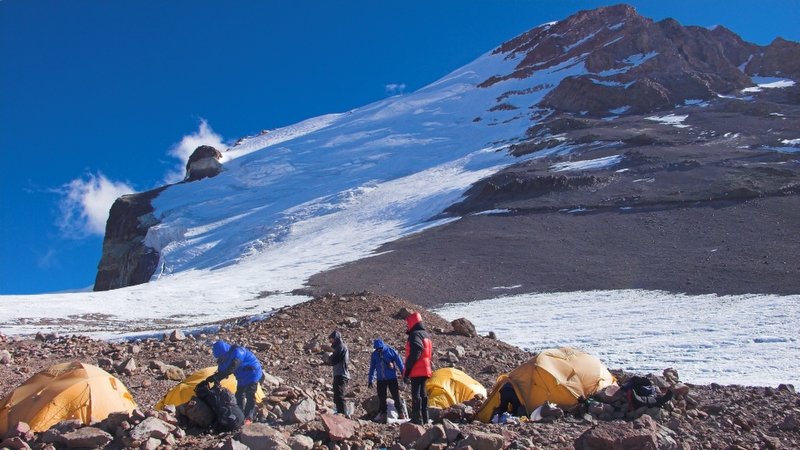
[206, 340, 263, 425]
[368, 338, 406, 422]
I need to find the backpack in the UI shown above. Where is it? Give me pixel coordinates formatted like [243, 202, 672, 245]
[625, 376, 657, 397]
[195, 381, 245, 431]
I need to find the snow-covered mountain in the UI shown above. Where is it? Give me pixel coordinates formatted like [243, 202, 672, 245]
[2, 5, 799, 385]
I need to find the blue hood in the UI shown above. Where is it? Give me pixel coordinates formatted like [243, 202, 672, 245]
[212, 340, 231, 359]
[373, 339, 385, 350]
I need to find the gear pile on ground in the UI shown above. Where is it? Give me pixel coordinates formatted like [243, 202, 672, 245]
[1, 293, 798, 449]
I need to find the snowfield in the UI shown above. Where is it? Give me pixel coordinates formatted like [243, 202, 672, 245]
[436, 290, 800, 386]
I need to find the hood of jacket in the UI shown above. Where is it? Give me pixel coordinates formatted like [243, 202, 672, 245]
[373, 338, 385, 350]
[212, 340, 231, 359]
[329, 330, 343, 347]
[406, 312, 423, 332]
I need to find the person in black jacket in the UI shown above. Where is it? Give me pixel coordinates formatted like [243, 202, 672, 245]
[326, 330, 350, 416]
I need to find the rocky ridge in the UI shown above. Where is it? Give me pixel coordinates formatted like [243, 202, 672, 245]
[2, 294, 798, 449]
[94, 144, 224, 292]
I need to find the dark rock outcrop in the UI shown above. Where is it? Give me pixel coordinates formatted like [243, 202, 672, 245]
[93, 187, 165, 291]
[185, 145, 223, 181]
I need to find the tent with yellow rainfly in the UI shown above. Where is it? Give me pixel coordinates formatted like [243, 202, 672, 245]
[426, 368, 487, 409]
[0, 361, 137, 434]
[155, 366, 265, 410]
[476, 347, 615, 422]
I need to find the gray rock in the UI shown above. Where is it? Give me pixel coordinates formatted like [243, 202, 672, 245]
[0, 350, 14, 365]
[239, 423, 290, 450]
[117, 357, 137, 375]
[221, 437, 250, 450]
[129, 417, 173, 441]
[287, 398, 317, 424]
[442, 419, 462, 443]
[141, 437, 161, 450]
[164, 365, 185, 381]
[288, 434, 315, 450]
[168, 329, 186, 341]
[58, 427, 113, 448]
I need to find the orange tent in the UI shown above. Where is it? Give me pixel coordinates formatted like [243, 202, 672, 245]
[0, 361, 137, 433]
[477, 348, 615, 422]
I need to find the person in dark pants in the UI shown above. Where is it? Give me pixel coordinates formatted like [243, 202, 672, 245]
[368, 338, 406, 422]
[403, 312, 433, 425]
[326, 330, 350, 416]
[206, 340, 264, 425]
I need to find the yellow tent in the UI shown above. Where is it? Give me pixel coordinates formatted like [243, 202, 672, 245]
[477, 348, 615, 422]
[426, 368, 487, 409]
[0, 361, 137, 434]
[155, 366, 265, 410]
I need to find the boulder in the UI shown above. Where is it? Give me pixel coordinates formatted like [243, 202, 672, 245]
[165, 366, 186, 381]
[117, 357, 137, 375]
[0, 350, 13, 365]
[288, 434, 315, 450]
[442, 419, 463, 443]
[3, 422, 32, 441]
[320, 414, 358, 441]
[595, 385, 622, 403]
[286, 398, 317, 424]
[221, 437, 250, 450]
[141, 437, 161, 450]
[239, 423, 290, 450]
[0, 437, 30, 450]
[399, 422, 425, 447]
[456, 431, 504, 450]
[451, 318, 478, 338]
[185, 145, 223, 181]
[671, 383, 690, 397]
[129, 417, 173, 441]
[415, 424, 446, 450]
[58, 427, 113, 448]
[168, 329, 186, 342]
[574, 415, 666, 450]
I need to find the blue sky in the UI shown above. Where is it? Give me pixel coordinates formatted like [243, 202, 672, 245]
[2, 1, 798, 294]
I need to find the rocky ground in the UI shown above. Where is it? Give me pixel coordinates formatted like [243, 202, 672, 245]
[1, 294, 798, 449]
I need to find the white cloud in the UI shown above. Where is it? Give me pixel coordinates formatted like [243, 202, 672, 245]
[57, 173, 136, 237]
[164, 119, 226, 183]
[385, 83, 407, 95]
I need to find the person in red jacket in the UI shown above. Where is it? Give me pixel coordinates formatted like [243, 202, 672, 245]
[402, 311, 433, 425]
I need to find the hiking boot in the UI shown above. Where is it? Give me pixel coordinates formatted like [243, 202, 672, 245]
[373, 413, 387, 423]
